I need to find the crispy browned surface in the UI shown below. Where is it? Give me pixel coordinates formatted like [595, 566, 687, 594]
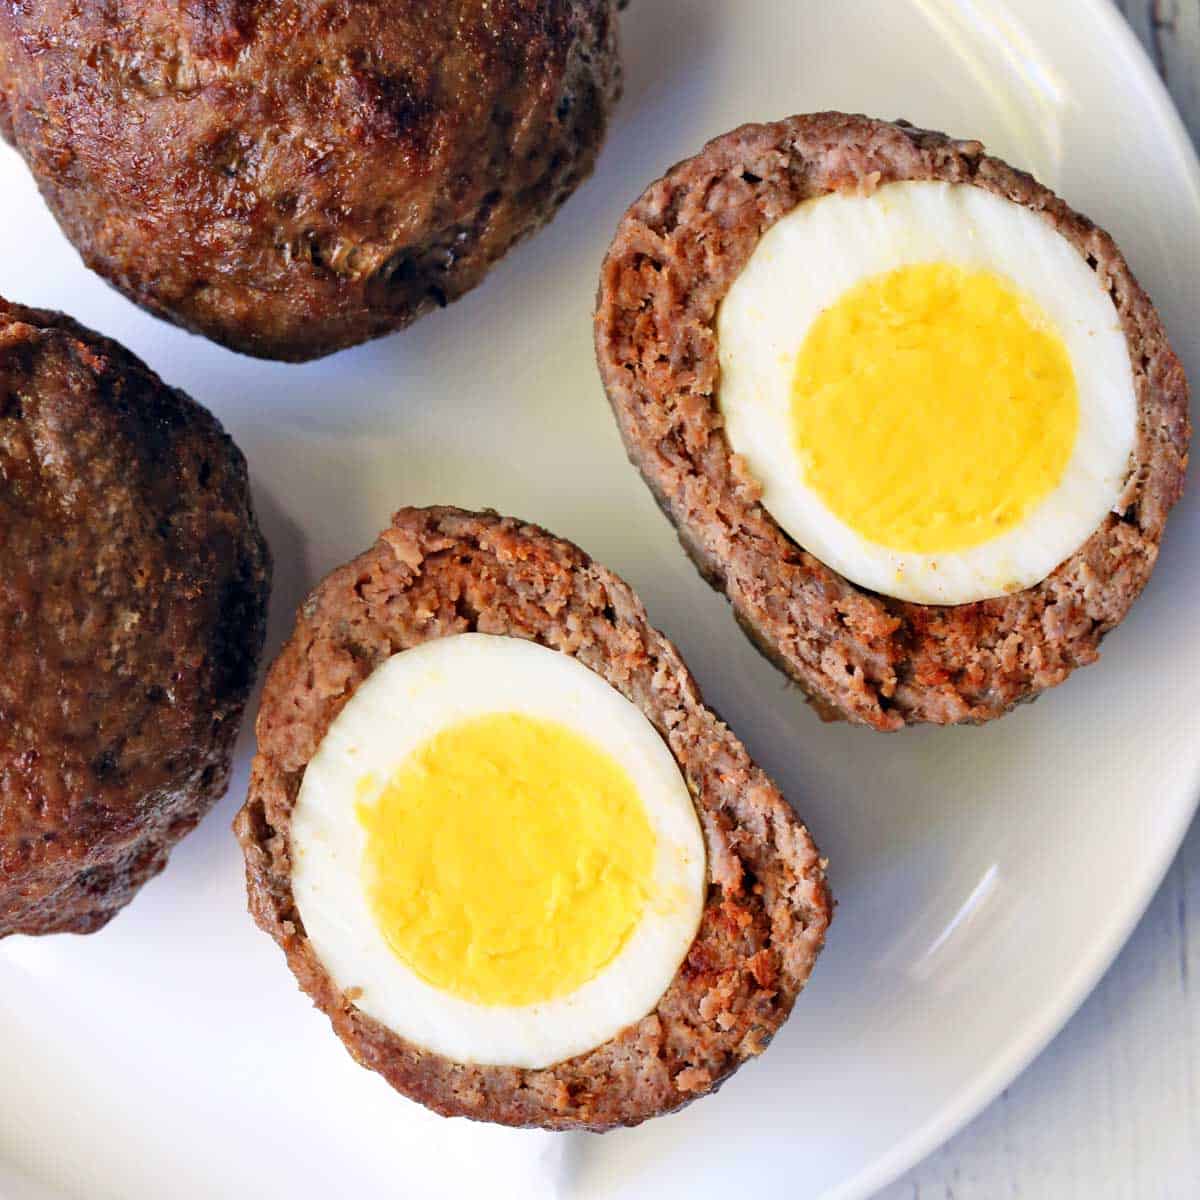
[595, 112, 1191, 730]
[0, 1, 620, 362]
[236, 506, 830, 1130]
[0, 299, 271, 937]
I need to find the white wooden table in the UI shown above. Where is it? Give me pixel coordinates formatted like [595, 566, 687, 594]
[882, 5, 1200, 1196]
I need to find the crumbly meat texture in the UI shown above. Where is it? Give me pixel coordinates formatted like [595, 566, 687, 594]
[0, 1, 621, 362]
[594, 112, 1191, 730]
[235, 506, 830, 1130]
[0, 299, 271, 936]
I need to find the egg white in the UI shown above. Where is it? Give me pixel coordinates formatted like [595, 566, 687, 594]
[717, 180, 1138, 605]
[290, 632, 706, 1070]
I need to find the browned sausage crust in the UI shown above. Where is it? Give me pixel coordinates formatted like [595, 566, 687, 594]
[595, 112, 1190, 730]
[0, 299, 271, 937]
[235, 506, 830, 1130]
[0, 1, 621, 362]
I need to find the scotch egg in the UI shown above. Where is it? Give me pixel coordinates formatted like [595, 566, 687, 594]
[237, 507, 831, 1129]
[596, 113, 1189, 728]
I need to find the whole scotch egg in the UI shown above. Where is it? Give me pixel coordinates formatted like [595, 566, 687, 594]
[236, 507, 830, 1129]
[595, 113, 1190, 729]
[0, 0, 622, 361]
[0, 298, 270, 937]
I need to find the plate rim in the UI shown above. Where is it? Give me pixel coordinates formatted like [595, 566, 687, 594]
[827, 8, 1200, 1194]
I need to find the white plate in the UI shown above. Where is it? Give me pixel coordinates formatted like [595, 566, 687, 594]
[1, 2, 1197, 1198]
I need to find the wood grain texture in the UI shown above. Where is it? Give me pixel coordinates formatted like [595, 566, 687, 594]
[881, 9, 1200, 1195]
[1116, 0, 1200, 145]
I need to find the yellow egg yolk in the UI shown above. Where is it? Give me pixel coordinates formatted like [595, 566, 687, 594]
[355, 712, 656, 1008]
[791, 262, 1079, 554]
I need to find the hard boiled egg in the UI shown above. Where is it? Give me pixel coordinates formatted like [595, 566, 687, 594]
[290, 632, 706, 1070]
[717, 180, 1137, 604]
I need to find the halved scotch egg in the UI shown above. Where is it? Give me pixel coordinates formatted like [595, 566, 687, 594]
[596, 113, 1189, 728]
[236, 507, 830, 1129]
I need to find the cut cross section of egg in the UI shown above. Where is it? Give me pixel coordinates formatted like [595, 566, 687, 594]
[717, 180, 1138, 605]
[290, 632, 706, 1070]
